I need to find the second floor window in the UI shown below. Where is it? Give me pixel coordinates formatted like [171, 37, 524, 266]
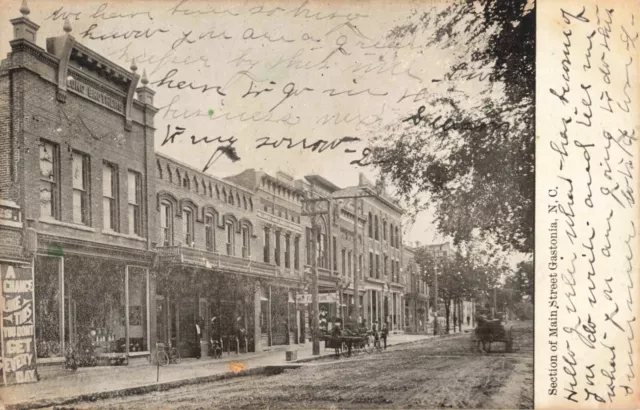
[183, 208, 193, 246]
[242, 226, 250, 258]
[284, 234, 290, 268]
[263, 227, 270, 263]
[160, 202, 172, 246]
[128, 171, 141, 236]
[375, 254, 380, 278]
[294, 236, 300, 270]
[369, 252, 373, 277]
[348, 251, 352, 277]
[341, 249, 346, 275]
[72, 151, 90, 225]
[205, 214, 215, 251]
[374, 215, 379, 240]
[102, 162, 119, 232]
[274, 231, 281, 266]
[226, 223, 234, 255]
[384, 255, 388, 276]
[39, 140, 59, 220]
[359, 255, 363, 278]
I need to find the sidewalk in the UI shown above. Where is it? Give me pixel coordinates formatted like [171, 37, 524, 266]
[0, 334, 431, 409]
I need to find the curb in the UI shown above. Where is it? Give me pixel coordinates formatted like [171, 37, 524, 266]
[5, 337, 438, 409]
[5, 367, 270, 410]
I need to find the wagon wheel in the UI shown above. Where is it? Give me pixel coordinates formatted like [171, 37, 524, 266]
[505, 326, 514, 353]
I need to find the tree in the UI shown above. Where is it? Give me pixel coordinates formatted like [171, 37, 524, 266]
[371, 0, 535, 254]
[415, 240, 507, 333]
[505, 260, 534, 301]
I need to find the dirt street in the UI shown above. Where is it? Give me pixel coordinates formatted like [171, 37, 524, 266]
[69, 321, 533, 409]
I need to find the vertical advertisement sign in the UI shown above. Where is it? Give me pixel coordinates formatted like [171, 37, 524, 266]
[1, 263, 38, 385]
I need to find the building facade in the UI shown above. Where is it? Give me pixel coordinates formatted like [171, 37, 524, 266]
[0, 7, 414, 386]
[0, 7, 157, 384]
[403, 245, 429, 333]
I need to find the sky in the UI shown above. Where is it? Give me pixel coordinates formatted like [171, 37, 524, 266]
[0, 0, 502, 247]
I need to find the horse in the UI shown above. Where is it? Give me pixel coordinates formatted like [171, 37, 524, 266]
[474, 315, 507, 353]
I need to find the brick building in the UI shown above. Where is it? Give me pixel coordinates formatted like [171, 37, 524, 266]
[0, 5, 414, 385]
[0, 5, 157, 384]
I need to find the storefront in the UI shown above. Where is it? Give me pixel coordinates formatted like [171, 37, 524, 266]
[33, 254, 151, 363]
[260, 284, 299, 346]
[156, 266, 257, 357]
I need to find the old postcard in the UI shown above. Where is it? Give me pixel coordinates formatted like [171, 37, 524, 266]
[0, 0, 635, 408]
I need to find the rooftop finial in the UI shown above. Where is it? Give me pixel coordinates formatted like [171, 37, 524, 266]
[130, 58, 138, 73]
[20, 0, 30, 17]
[141, 68, 149, 85]
[63, 18, 72, 33]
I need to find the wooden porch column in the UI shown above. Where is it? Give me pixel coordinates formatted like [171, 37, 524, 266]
[267, 285, 272, 346]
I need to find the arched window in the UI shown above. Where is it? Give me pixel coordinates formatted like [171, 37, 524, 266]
[249, 198, 253, 212]
[236, 193, 241, 207]
[157, 160, 163, 179]
[182, 207, 194, 246]
[216, 185, 220, 200]
[193, 176, 198, 193]
[176, 169, 181, 185]
[368, 212, 373, 238]
[243, 196, 248, 210]
[167, 164, 173, 183]
[222, 187, 227, 202]
[160, 201, 173, 246]
[205, 212, 216, 251]
[228, 192, 234, 205]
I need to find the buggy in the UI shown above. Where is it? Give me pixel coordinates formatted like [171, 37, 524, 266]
[474, 316, 514, 353]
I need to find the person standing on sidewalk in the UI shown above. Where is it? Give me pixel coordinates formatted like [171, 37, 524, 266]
[381, 322, 389, 349]
[194, 318, 202, 359]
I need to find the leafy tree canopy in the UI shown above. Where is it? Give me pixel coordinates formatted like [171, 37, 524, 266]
[372, 0, 534, 254]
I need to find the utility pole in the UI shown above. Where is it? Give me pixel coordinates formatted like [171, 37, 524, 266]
[352, 197, 360, 328]
[311, 213, 320, 355]
[433, 263, 438, 336]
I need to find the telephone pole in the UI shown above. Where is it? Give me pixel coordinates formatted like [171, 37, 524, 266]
[311, 213, 320, 355]
[433, 263, 439, 336]
[352, 197, 360, 327]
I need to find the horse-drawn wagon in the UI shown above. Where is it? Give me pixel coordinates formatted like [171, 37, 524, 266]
[474, 316, 514, 353]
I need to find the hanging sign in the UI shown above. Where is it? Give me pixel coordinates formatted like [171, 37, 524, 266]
[1, 264, 38, 386]
[295, 293, 338, 304]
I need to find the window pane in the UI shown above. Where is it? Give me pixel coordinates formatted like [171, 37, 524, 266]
[128, 205, 136, 235]
[103, 165, 113, 197]
[39, 141, 55, 181]
[128, 267, 148, 351]
[72, 154, 84, 190]
[40, 181, 53, 218]
[128, 172, 138, 205]
[35, 256, 62, 358]
[103, 198, 111, 230]
[73, 191, 83, 223]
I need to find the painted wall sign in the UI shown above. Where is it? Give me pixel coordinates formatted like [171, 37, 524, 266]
[67, 77, 124, 113]
[1, 264, 38, 386]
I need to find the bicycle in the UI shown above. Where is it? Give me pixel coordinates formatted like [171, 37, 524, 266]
[156, 341, 181, 366]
